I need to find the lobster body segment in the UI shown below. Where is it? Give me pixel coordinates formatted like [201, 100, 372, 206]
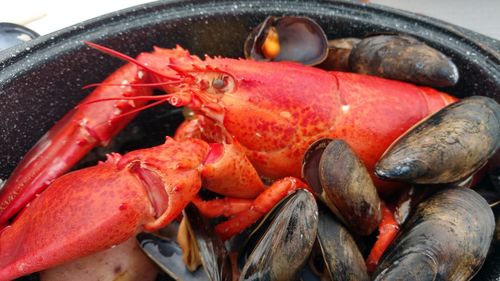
[185, 58, 457, 189]
[0, 43, 458, 280]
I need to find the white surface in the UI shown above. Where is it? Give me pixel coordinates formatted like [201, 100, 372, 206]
[0, 0, 499, 39]
[0, 0, 152, 35]
[373, 0, 500, 40]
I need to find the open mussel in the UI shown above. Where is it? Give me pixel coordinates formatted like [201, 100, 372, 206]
[302, 138, 381, 236]
[137, 227, 209, 281]
[244, 16, 328, 65]
[311, 203, 369, 281]
[239, 189, 318, 281]
[376, 96, 500, 185]
[349, 34, 459, 87]
[137, 204, 231, 281]
[373, 187, 494, 281]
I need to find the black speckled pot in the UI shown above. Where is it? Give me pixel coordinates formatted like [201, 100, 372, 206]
[0, 0, 499, 279]
[1, 0, 499, 178]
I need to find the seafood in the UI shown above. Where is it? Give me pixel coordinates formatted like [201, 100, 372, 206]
[373, 187, 494, 281]
[349, 35, 459, 87]
[472, 207, 500, 281]
[317, 38, 360, 71]
[238, 190, 318, 281]
[0, 38, 458, 279]
[137, 226, 211, 281]
[179, 204, 232, 281]
[376, 96, 500, 184]
[302, 138, 382, 236]
[244, 16, 328, 65]
[312, 203, 369, 281]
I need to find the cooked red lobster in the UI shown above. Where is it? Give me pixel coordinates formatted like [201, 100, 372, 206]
[0, 42, 457, 280]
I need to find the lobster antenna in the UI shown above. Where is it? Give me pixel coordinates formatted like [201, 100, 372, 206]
[78, 93, 178, 107]
[85, 41, 179, 81]
[108, 98, 172, 122]
[89, 98, 172, 130]
[82, 80, 182, 90]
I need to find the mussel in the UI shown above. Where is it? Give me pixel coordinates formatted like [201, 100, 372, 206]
[376, 96, 500, 184]
[137, 204, 232, 281]
[349, 34, 459, 87]
[311, 203, 369, 281]
[302, 138, 382, 236]
[373, 187, 494, 281]
[489, 150, 500, 194]
[316, 38, 361, 71]
[239, 189, 318, 281]
[244, 16, 328, 65]
[472, 207, 500, 281]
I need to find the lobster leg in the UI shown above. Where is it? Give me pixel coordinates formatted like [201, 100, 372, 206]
[0, 138, 210, 280]
[0, 62, 153, 226]
[214, 177, 308, 240]
[366, 203, 399, 272]
[192, 196, 253, 218]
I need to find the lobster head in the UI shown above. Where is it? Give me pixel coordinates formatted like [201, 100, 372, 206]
[87, 42, 333, 178]
[141, 46, 334, 149]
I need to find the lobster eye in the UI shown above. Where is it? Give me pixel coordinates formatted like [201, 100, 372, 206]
[212, 76, 227, 90]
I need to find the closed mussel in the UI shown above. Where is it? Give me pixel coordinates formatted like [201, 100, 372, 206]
[373, 187, 494, 281]
[472, 207, 500, 281]
[302, 138, 382, 236]
[316, 38, 361, 71]
[244, 16, 328, 65]
[312, 203, 369, 281]
[137, 203, 232, 281]
[376, 96, 500, 184]
[239, 189, 318, 281]
[349, 34, 459, 87]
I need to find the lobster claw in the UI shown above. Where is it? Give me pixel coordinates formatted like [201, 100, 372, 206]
[0, 138, 209, 281]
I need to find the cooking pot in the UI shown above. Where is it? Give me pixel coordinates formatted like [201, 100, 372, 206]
[0, 0, 499, 279]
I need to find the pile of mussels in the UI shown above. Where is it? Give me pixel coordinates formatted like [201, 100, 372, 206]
[39, 16, 500, 281]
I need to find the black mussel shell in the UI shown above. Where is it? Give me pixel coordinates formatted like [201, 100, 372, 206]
[314, 203, 369, 281]
[349, 34, 459, 87]
[376, 96, 500, 184]
[244, 16, 328, 65]
[183, 204, 232, 281]
[137, 225, 209, 281]
[0, 22, 39, 51]
[373, 187, 494, 281]
[302, 138, 381, 236]
[239, 189, 318, 281]
[137, 204, 231, 281]
[489, 150, 500, 194]
[316, 38, 360, 71]
[472, 207, 500, 281]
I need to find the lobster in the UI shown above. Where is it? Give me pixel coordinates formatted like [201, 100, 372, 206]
[0, 42, 457, 280]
